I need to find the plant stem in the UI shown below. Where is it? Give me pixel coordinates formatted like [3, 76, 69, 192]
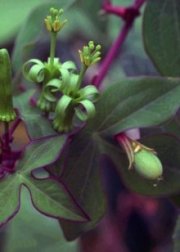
[50, 32, 57, 67]
[77, 65, 87, 89]
[134, 0, 146, 9]
[93, 0, 146, 88]
[93, 22, 132, 88]
[9, 118, 21, 136]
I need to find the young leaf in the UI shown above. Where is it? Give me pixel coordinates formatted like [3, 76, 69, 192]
[88, 77, 180, 136]
[16, 135, 67, 173]
[143, 0, 180, 76]
[59, 130, 106, 240]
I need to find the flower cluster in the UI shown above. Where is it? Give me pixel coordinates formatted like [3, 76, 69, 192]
[23, 8, 101, 133]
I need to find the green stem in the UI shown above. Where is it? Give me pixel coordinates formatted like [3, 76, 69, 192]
[50, 32, 57, 67]
[76, 65, 87, 89]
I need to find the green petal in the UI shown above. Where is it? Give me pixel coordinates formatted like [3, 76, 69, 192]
[43, 79, 62, 102]
[23, 59, 45, 83]
[55, 95, 73, 120]
[61, 61, 77, 71]
[78, 85, 99, 102]
[75, 99, 95, 121]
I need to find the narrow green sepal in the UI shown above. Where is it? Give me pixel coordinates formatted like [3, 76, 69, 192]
[75, 99, 96, 121]
[134, 149, 163, 180]
[0, 48, 16, 122]
[78, 85, 100, 102]
[23, 59, 45, 83]
[53, 95, 74, 132]
[37, 92, 56, 112]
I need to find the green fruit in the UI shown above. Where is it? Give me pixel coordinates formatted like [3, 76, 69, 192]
[134, 149, 163, 180]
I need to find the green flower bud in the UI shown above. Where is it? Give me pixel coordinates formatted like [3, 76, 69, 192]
[0, 49, 16, 122]
[134, 149, 163, 180]
[44, 8, 67, 33]
[79, 41, 101, 67]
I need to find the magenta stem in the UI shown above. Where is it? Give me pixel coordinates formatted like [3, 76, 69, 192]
[9, 118, 21, 136]
[134, 0, 146, 9]
[93, 21, 132, 88]
[93, 0, 146, 88]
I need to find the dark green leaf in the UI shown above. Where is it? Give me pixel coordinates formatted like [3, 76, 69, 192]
[143, 0, 180, 76]
[16, 135, 66, 173]
[12, 0, 75, 71]
[14, 90, 56, 139]
[88, 78, 180, 136]
[4, 189, 79, 252]
[21, 176, 86, 222]
[0, 175, 20, 225]
[60, 130, 106, 240]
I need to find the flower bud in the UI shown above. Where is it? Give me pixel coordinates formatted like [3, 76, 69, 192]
[44, 8, 67, 33]
[79, 41, 101, 67]
[0, 49, 16, 122]
[134, 149, 163, 180]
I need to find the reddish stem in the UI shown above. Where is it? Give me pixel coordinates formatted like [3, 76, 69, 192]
[93, 0, 146, 88]
[9, 118, 21, 137]
[93, 21, 132, 88]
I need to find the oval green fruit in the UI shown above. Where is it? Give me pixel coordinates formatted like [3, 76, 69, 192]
[134, 149, 163, 180]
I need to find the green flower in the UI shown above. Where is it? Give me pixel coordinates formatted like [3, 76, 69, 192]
[47, 71, 99, 132]
[0, 49, 16, 122]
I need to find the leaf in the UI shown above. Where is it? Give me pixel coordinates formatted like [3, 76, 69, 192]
[12, 0, 75, 71]
[0, 0, 47, 44]
[173, 215, 180, 252]
[101, 134, 180, 196]
[59, 130, 106, 241]
[14, 90, 56, 139]
[16, 135, 67, 173]
[4, 189, 79, 252]
[88, 77, 180, 136]
[21, 176, 86, 222]
[0, 175, 20, 226]
[143, 0, 180, 76]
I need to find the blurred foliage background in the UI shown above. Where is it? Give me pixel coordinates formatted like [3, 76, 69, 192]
[0, 0, 177, 251]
